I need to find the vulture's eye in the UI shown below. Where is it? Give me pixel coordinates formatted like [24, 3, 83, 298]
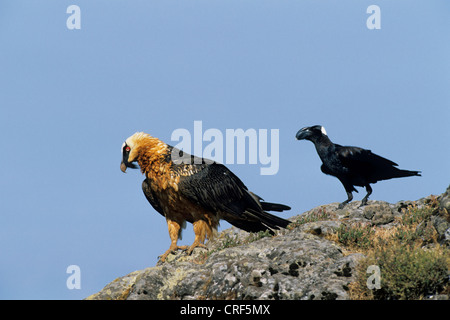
[125, 146, 131, 152]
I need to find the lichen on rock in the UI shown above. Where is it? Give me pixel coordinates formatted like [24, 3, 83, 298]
[86, 187, 450, 300]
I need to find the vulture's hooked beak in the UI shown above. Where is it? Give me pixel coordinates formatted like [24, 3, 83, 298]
[120, 160, 138, 173]
[120, 161, 128, 173]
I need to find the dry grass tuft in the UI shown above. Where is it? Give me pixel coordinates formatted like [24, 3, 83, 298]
[326, 199, 450, 300]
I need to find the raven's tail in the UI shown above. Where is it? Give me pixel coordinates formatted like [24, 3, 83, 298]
[372, 167, 421, 182]
[392, 168, 421, 178]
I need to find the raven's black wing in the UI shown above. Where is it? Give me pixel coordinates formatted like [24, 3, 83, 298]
[335, 145, 418, 183]
[336, 145, 397, 166]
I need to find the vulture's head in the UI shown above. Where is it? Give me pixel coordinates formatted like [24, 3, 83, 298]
[120, 132, 150, 173]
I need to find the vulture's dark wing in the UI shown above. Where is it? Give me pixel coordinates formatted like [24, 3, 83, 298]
[177, 163, 260, 216]
[142, 179, 165, 217]
[176, 162, 290, 232]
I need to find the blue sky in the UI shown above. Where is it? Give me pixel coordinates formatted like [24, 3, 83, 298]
[0, 1, 449, 299]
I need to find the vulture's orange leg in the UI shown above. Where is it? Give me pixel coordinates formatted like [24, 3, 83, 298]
[186, 220, 209, 255]
[159, 219, 188, 262]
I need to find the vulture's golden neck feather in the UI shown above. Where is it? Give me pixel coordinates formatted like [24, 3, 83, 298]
[126, 132, 171, 177]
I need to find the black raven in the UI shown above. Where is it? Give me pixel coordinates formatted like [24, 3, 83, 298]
[296, 125, 421, 209]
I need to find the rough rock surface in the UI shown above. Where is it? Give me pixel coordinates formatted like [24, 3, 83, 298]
[87, 187, 450, 300]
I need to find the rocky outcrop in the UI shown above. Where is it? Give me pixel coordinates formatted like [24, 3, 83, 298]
[86, 187, 450, 300]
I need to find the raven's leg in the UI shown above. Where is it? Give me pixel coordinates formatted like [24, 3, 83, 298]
[338, 191, 353, 209]
[360, 184, 373, 207]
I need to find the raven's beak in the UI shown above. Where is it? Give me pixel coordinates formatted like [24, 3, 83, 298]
[296, 128, 310, 140]
[120, 161, 128, 173]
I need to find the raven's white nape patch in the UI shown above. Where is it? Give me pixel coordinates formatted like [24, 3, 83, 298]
[321, 126, 327, 136]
